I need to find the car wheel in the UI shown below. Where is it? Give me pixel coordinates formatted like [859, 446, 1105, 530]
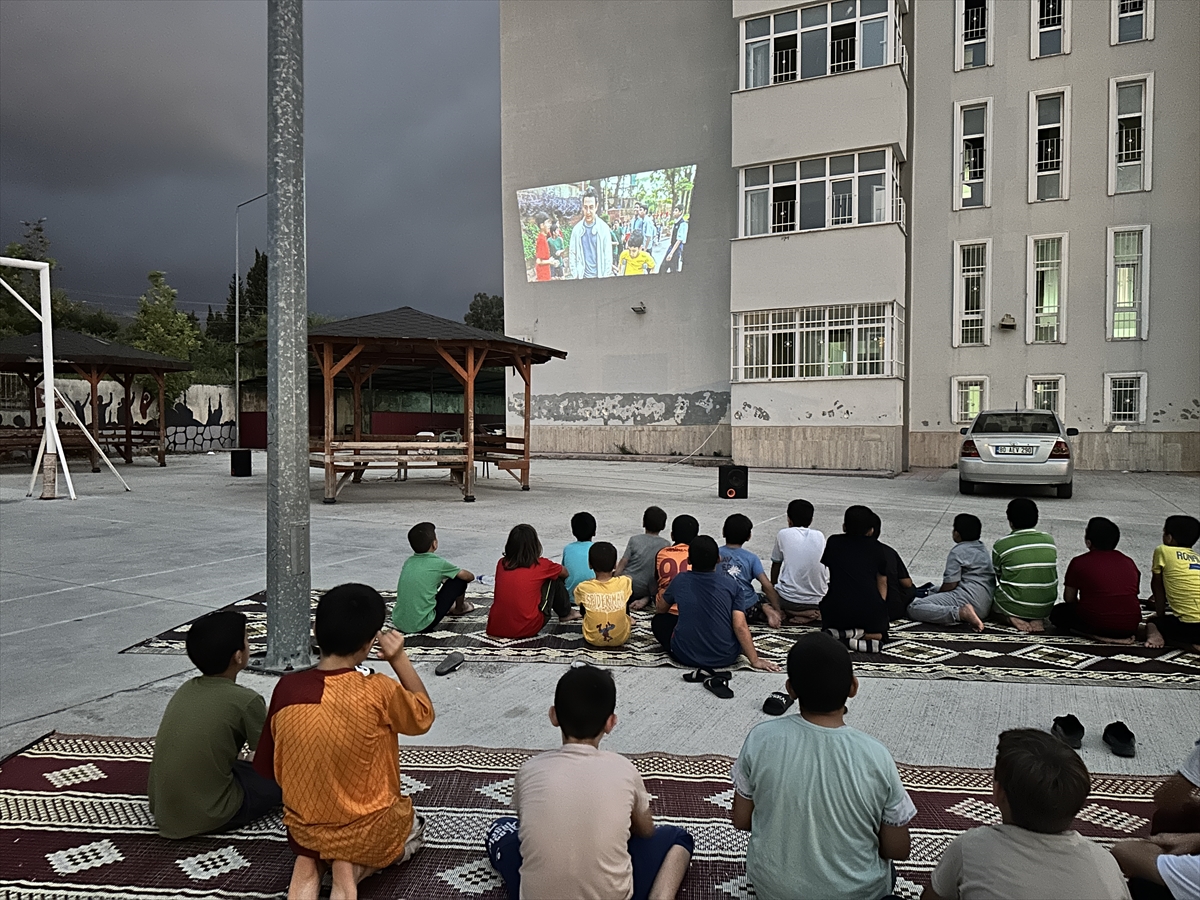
[1056, 481, 1073, 499]
[959, 478, 975, 495]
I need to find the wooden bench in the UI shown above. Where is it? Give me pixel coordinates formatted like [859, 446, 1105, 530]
[309, 438, 470, 499]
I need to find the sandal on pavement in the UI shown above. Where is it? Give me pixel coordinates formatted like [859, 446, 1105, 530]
[1051, 714, 1085, 749]
[762, 692, 795, 716]
[1103, 721, 1136, 758]
[683, 667, 718, 683]
[435, 651, 465, 676]
[704, 676, 734, 699]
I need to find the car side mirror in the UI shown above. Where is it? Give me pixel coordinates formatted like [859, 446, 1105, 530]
[1066, 427, 1079, 436]
[959, 427, 968, 435]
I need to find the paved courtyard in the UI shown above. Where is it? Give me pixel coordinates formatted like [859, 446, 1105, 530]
[1, 452, 1197, 775]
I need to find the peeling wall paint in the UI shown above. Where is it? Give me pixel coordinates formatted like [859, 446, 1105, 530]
[511, 390, 730, 426]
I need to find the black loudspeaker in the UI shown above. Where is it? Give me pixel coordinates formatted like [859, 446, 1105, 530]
[230, 448, 252, 478]
[718, 464, 748, 499]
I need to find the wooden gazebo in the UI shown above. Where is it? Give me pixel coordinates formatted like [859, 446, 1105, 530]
[0, 329, 191, 469]
[306, 307, 565, 502]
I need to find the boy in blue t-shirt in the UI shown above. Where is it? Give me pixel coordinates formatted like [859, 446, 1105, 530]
[563, 511, 597, 598]
[719, 514, 784, 628]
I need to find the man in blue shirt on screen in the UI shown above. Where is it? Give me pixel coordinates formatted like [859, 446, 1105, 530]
[569, 188, 613, 278]
[662, 206, 688, 274]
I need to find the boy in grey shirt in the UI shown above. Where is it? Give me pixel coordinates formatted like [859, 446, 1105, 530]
[908, 514, 995, 631]
[615, 506, 670, 610]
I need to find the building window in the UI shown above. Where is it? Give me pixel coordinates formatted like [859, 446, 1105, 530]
[1027, 234, 1066, 344]
[1029, 88, 1070, 202]
[1104, 372, 1147, 424]
[742, 0, 899, 88]
[740, 149, 900, 237]
[956, 0, 992, 70]
[731, 302, 903, 381]
[1026, 375, 1064, 413]
[1112, 0, 1154, 43]
[954, 99, 991, 210]
[1109, 74, 1154, 194]
[953, 376, 988, 423]
[953, 240, 990, 347]
[1107, 225, 1150, 341]
[1031, 0, 1070, 58]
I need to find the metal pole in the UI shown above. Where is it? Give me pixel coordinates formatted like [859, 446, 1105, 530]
[235, 191, 267, 450]
[263, 0, 312, 672]
[36, 264, 60, 499]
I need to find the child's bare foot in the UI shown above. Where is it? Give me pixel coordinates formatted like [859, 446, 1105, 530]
[1145, 622, 1165, 649]
[330, 860, 378, 900]
[1009, 616, 1044, 634]
[1082, 632, 1135, 645]
[288, 856, 322, 900]
[629, 597, 650, 611]
[559, 610, 582, 622]
[764, 606, 784, 628]
[786, 610, 821, 625]
[959, 605, 985, 632]
[448, 599, 475, 616]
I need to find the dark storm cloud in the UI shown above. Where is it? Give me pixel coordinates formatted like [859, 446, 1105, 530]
[0, 0, 501, 321]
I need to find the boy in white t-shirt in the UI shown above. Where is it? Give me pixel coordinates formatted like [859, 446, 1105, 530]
[769, 499, 828, 624]
[485, 666, 693, 900]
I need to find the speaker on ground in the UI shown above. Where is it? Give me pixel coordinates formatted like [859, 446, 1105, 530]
[718, 464, 748, 499]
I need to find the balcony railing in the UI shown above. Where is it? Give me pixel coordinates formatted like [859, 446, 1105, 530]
[1116, 126, 1144, 163]
[760, 193, 904, 236]
[963, 5, 987, 41]
[773, 47, 797, 83]
[830, 37, 856, 74]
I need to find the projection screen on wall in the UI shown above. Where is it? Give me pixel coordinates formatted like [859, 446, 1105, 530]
[517, 165, 696, 282]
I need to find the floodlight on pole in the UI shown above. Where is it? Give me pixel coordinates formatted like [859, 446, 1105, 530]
[235, 191, 267, 449]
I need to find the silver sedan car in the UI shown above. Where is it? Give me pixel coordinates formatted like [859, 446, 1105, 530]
[958, 409, 1078, 498]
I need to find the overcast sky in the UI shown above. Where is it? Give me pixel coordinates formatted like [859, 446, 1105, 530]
[0, 0, 502, 323]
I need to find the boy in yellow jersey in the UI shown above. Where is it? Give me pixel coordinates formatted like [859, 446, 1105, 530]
[1146, 515, 1200, 651]
[574, 542, 633, 648]
[616, 229, 656, 276]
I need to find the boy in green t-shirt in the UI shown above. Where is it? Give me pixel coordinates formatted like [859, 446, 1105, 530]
[393, 521, 475, 633]
[991, 498, 1058, 633]
[148, 610, 280, 839]
[1146, 514, 1200, 651]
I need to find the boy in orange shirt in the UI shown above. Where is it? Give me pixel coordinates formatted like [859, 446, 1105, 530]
[255, 583, 435, 899]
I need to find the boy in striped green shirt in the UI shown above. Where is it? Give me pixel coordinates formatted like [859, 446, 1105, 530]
[992, 498, 1058, 633]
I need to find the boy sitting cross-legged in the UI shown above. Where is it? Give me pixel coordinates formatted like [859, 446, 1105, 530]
[148, 610, 281, 839]
[392, 521, 475, 635]
[615, 505, 670, 611]
[486, 665, 694, 900]
[255, 583, 435, 900]
[922, 729, 1130, 900]
[732, 632, 915, 900]
[907, 514, 995, 633]
[992, 498, 1058, 633]
[576, 541, 634, 648]
[720, 513, 785, 628]
[1146, 514, 1200, 651]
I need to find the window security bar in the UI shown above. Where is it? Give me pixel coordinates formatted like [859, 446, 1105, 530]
[830, 36, 857, 73]
[1116, 126, 1144, 163]
[964, 5, 987, 40]
[1036, 137, 1062, 172]
[773, 47, 798, 83]
[771, 199, 796, 233]
[962, 146, 986, 181]
[1039, 0, 1063, 28]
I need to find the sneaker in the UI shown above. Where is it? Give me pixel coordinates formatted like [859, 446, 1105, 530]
[1051, 714, 1085, 749]
[1102, 721, 1136, 758]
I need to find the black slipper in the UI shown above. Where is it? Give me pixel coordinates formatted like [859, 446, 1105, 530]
[1051, 714, 1084, 749]
[763, 692, 794, 716]
[704, 676, 734, 699]
[1103, 721, 1136, 758]
[435, 651, 464, 676]
[683, 667, 717, 683]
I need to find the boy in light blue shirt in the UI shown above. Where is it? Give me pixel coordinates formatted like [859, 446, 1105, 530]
[732, 633, 916, 900]
[562, 511, 597, 598]
[719, 513, 784, 628]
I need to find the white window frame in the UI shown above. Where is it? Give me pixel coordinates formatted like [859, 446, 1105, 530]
[952, 376, 989, 423]
[1106, 224, 1151, 341]
[953, 98, 993, 211]
[952, 239, 991, 348]
[1111, 0, 1154, 44]
[1026, 374, 1065, 414]
[1025, 232, 1068, 345]
[1103, 372, 1148, 425]
[1030, 0, 1071, 58]
[1027, 86, 1071, 203]
[1108, 73, 1154, 195]
[954, 0, 995, 71]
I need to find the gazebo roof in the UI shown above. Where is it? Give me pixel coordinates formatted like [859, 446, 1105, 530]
[307, 306, 565, 366]
[0, 329, 192, 375]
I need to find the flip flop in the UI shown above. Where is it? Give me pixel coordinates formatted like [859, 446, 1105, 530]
[704, 676, 734, 699]
[447, 601, 475, 616]
[762, 692, 795, 716]
[435, 651, 464, 676]
[683, 667, 717, 683]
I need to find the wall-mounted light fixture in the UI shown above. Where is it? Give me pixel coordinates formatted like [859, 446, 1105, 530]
[998, 314, 1017, 330]
[631, 303, 647, 314]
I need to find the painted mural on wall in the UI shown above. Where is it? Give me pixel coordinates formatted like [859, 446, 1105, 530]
[511, 390, 730, 426]
[0, 380, 236, 453]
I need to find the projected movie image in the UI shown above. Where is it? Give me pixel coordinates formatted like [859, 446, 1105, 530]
[518, 165, 695, 282]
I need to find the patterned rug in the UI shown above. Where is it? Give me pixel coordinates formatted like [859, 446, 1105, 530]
[0, 733, 1162, 900]
[122, 590, 1200, 689]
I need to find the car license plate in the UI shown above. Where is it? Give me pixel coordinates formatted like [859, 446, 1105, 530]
[995, 445, 1036, 456]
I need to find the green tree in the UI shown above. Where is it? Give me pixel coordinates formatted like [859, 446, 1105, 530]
[464, 292, 504, 334]
[0, 219, 122, 340]
[128, 271, 200, 401]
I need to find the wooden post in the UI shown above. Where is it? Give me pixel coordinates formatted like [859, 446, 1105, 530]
[88, 366, 101, 472]
[520, 353, 532, 490]
[322, 341, 335, 502]
[351, 364, 363, 482]
[155, 371, 166, 466]
[463, 345, 475, 501]
[121, 374, 133, 463]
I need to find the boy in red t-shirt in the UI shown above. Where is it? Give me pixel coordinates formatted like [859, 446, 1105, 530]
[1048, 517, 1141, 643]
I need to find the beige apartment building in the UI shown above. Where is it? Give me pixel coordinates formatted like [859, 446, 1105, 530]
[500, 0, 1199, 472]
